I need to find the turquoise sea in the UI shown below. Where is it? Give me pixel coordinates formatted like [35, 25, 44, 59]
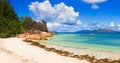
[43, 33, 120, 52]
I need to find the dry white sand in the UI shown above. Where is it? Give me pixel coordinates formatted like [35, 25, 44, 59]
[0, 38, 89, 63]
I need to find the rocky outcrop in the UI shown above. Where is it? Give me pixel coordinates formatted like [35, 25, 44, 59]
[15, 30, 54, 40]
[16, 19, 55, 40]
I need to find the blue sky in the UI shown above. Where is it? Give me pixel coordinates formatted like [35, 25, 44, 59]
[10, 0, 120, 32]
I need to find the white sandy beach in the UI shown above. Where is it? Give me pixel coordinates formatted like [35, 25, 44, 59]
[0, 38, 89, 63]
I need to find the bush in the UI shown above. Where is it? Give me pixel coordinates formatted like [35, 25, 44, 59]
[0, 0, 23, 38]
[0, 17, 23, 38]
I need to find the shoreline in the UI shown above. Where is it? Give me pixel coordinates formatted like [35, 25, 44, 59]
[24, 39, 120, 63]
[0, 38, 89, 63]
[0, 38, 120, 63]
[38, 40, 120, 60]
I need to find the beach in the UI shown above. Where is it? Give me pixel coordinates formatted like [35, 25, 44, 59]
[0, 38, 120, 63]
[41, 41, 120, 60]
[0, 38, 89, 63]
[1, 0, 120, 63]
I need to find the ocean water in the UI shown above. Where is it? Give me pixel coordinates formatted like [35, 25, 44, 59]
[42, 33, 120, 52]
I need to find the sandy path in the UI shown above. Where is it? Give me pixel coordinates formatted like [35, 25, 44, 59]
[0, 38, 89, 63]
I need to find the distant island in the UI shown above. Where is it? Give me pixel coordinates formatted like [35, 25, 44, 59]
[1, 0, 120, 63]
[93, 29, 115, 33]
[56, 28, 120, 34]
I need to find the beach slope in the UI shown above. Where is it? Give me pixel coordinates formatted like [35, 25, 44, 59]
[0, 38, 89, 63]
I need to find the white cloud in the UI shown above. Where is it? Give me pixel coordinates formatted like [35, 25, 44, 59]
[55, 2, 79, 24]
[29, 1, 79, 24]
[109, 22, 120, 31]
[82, 0, 106, 3]
[29, 0, 120, 32]
[110, 22, 115, 27]
[117, 24, 120, 31]
[82, 0, 107, 9]
[29, 1, 56, 21]
[89, 22, 105, 30]
[29, 0, 82, 32]
[117, 24, 120, 27]
[29, 0, 82, 31]
[47, 21, 83, 32]
[91, 4, 99, 9]
[76, 20, 82, 25]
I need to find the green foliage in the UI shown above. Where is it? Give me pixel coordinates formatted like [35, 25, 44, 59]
[22, 17, 34, 24]
[0, 0, 18, 20]
[0, 0, 23, 38]
[0, 17, 23, 37]
[0, 0, 48, 38]
[20, 16, 35, 30]
[20, 17, 48, 32]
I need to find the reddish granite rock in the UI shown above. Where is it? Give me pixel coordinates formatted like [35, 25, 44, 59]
[15, 30, 53, 40]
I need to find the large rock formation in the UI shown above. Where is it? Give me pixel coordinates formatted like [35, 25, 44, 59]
[16, 30, 54, 40]
[16, 19, 54, 40]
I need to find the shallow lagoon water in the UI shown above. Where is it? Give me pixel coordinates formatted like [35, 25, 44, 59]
[43, 33, 120, 52]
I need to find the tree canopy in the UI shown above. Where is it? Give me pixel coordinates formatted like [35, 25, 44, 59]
[0, 0, 23, 37]
[0, 0, 48, 37]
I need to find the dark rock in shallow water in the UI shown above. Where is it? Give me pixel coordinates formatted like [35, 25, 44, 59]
[31, 42, 40, 46]
[39, 44, 46, 48]
[72, 55, 80, 58]
[61, 51, 71, 56]
[23, 39, 34, 43]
